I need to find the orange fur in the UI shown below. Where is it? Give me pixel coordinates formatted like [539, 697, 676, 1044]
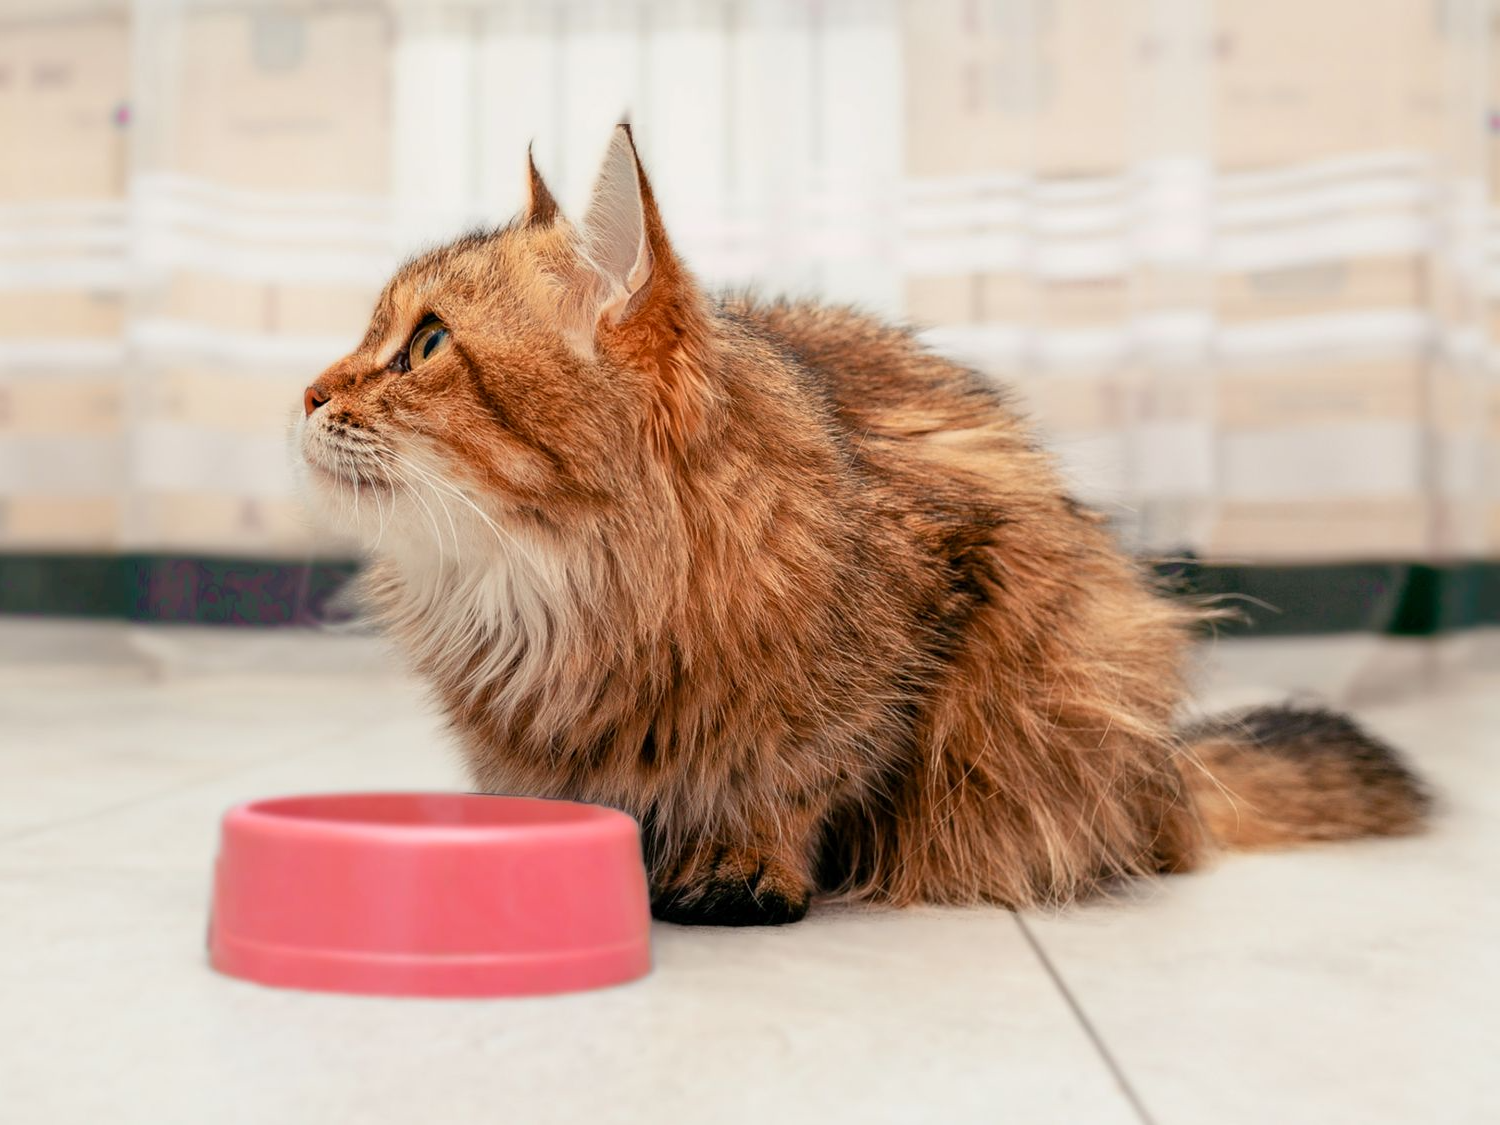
[293, 127, 1430, 925]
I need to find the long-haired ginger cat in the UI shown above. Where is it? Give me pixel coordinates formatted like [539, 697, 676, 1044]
[295, 126, 1429, 926]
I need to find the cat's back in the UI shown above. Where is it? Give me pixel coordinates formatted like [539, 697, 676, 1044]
[721, 295, 1018, 443]
[718, 294, 1079, 548]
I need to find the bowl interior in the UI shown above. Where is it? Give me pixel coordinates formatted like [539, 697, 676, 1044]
[244, 793, 621, 831]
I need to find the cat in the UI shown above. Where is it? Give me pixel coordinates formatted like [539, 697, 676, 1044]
[294, 125, 1430, 926]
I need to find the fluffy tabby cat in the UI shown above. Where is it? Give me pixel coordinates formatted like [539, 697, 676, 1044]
[295, 126, 1430, 925]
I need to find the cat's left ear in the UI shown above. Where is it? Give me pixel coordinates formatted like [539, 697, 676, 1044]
[523, 144, 560, 227]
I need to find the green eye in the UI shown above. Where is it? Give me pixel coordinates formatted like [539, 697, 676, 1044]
[408, 321, 450, 369]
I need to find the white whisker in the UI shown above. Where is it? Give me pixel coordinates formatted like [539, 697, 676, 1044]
[386, 459, 450, 570]
[387, 456, 464, 564]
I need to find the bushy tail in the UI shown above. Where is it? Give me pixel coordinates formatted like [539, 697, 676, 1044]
[1180, 705, 1432, 850]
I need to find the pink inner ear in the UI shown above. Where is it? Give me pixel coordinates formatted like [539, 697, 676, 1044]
[581, 129, 653, 321]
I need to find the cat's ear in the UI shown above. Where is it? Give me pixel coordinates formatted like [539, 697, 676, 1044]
[523, 144, 561, 227]
[570, 125, 712, 448]
[578, 124, 655, 323]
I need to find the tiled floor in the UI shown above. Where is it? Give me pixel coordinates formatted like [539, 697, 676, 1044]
[2, 623, 1495, 1124]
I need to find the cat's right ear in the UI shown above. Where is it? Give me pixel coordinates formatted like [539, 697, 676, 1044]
[523, 144, 560, 227]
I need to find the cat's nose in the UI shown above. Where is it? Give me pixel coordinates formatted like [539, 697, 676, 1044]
[303, 383, 331, 417]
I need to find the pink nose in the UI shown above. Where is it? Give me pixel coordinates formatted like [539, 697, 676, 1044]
[304, 384, 331, 417]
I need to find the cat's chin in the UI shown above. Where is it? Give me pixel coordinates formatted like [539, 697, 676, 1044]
[293, 463, 388, 545]
[301, 454, 393, 493]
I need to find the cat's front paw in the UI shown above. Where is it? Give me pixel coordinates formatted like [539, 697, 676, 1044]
[651, 845, 811, 927]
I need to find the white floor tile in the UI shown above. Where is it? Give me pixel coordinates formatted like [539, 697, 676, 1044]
[0, 674, 434, 838]
[1021, 680, 1500, 1125]
[1, 869, 1133, 1125]
[4, 711, 465, 872]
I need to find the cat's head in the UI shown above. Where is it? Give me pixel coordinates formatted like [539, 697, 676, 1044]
[293, 125, 713, 572]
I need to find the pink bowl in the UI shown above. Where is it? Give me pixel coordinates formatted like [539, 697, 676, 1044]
[208, 793, 652, 998]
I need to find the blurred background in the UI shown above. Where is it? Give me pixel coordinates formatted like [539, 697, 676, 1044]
[4, 8, 1497, 1121]
[1, 0, 1498, 662]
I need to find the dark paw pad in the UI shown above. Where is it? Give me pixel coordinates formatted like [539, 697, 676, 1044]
[652, 861, 810, 927]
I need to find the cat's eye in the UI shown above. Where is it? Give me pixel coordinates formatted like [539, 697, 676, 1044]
[407, 320, 450, 370]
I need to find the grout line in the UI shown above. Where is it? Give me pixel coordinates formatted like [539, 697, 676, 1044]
[0, 721, 394, 848]
[1015, 914, 1159, 1125]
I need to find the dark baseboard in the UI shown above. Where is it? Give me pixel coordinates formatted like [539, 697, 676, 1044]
[0, 553, 1497, 636]
[1152, 559, 1500, 637]
[0, 554, 357, 626]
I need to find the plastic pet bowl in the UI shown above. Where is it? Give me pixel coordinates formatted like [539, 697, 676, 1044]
[208, 793, 652, 998]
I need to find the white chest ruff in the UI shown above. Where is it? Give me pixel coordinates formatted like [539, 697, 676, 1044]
[384, 538, 583, 723]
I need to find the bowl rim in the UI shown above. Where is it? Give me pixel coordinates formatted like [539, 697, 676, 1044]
[224, 791, 639, 845]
